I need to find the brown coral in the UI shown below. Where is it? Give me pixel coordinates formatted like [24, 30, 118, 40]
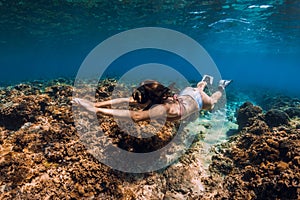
[207, 102, 300, 199]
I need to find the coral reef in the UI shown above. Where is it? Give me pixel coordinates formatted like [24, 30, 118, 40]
[0, 80, 123, 199]
[236, 101, 263, 130]
[206, 101, 300, 199]
[265, 109, 290, 127]
[1, 78, 299, 199]
[0, 79, 212, 199]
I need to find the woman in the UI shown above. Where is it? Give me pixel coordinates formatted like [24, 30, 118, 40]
[73, 75, 232, 122]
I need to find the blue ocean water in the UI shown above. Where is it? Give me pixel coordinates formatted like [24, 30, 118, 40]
[0, 0, 299, 95]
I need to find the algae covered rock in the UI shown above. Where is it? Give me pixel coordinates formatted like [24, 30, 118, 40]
[284, 107, 300, 118]
[236, 102, 263, 130]
[207, 99, 300, 200]
[0, 95, 50, 130]
[265, 109, 290, 127]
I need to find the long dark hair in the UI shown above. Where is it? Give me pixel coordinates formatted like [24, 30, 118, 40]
[132, 80, 171, 110]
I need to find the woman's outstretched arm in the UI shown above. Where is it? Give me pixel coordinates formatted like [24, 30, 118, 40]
[94, 97, 134, 107]
[95, 104, 167, 122]
[73, 98, 167, 122]
[95, 97, 130, 107]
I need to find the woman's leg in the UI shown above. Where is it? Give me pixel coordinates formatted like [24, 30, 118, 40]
[197, 78, 231, 110]
[210, 90, 222, 105]
[197, 81, 207, 91]
[200, 89, 222, 110]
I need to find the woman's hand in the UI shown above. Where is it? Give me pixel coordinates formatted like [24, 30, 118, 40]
[72, 98, 96, 113]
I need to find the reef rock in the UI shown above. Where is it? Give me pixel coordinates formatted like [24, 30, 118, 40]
[236, 102, 263, 130]
[265, 109, 290, 127]
[285, 107, 300, 118]
[206, 100, 300, 200]
[0, 95, 50, 130]
[0, 79, 212, 199]
[260, 95, 300, 110]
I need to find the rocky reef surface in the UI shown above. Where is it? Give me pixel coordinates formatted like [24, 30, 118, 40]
[0, 78, 299, 199]
[205, 99, 300, 199]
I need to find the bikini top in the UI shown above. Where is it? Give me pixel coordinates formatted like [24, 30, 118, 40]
[178, 87, 203, 111]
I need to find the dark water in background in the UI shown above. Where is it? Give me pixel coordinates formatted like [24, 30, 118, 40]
[0, 0, 299, 95]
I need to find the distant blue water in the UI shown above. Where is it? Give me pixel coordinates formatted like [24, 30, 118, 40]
[0, 0, 299, 95]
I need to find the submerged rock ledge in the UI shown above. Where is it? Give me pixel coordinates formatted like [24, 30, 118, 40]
[0, 78, 299, 199]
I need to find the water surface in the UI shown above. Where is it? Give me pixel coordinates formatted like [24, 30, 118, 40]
[0, 0, 299, 94]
